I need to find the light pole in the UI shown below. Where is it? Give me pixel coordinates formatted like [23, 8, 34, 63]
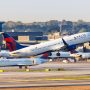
[58, 21, 62, 37]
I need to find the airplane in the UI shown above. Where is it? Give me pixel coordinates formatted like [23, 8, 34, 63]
[1, 32, 90, 58]
[70, 52, 90, 60]
[48, 51, 71, 58]
[47, 51, 76, 63]
[0, 50, 49, 69]
[0, 58, 48, 69]
[47, 43, 90, 62]
[48, 45, 90, 59]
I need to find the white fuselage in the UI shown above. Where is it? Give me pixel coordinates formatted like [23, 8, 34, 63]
[10, 38, 64, 57]
[48, 51, 71, 58]
[0, 58, 48, 67]
[5, 32, 90, 57]
[70, 52, 90, 59]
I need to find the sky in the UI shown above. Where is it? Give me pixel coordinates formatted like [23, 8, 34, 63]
[0, 0, 90, 22]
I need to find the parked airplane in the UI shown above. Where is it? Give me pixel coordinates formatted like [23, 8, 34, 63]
[48, 45, 90, 59]
[70, 52, 90, 59]
[1, 32, 90, 58]
[0, 58, 48, 69]
[48, 51, 76, 62]
[0, 49, 49, 68]
[48, 51, 71, 58]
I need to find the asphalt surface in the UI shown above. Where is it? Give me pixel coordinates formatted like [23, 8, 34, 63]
[0, 62, 90, 88]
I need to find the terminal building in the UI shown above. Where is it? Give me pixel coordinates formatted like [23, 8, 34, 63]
[6, 32, 48, 44]
[7, 32, 43, 41]
[0, 22, 5, 32]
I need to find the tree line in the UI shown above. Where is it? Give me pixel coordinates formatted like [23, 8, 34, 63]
[2, 20, 90, 35]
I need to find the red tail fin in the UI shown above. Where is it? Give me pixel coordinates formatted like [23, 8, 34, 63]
[2, 33, 27, 51]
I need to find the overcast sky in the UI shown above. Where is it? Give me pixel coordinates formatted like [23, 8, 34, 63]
[0, 0, 90, 22]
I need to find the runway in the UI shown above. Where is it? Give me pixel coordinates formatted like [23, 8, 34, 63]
[0, 62, 90, 88]
[0, 80, 90, 88]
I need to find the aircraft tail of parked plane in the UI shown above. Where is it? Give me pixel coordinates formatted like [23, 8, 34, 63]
[2, 33, 27, 51]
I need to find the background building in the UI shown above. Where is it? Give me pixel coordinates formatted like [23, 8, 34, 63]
[48, 32, 60, 40]
[7, 32, 43, 41]
[0, 22, 5, 32]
